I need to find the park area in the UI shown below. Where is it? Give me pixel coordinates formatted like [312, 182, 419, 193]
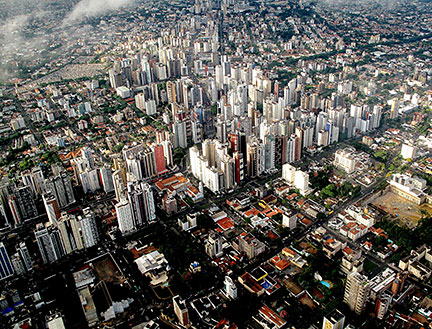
[372, 191, 432, 227]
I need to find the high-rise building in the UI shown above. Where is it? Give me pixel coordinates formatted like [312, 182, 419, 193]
[375, 291, 392, 320]
[151, 144, 167, 175]
[128, 181, 156, 227]
[233, 152, 244, 184]
[21, 170, 37, 196]
[238, 233, 266, 260]
[11, 252, 25, 275]
[31, 167, 45, 195]
[322, 309, 345, 329]
[390, 99, 399, 120]
[44, 172, 75, 209]
[223, 275, 238, 299]
[205, 233, 223, 259]
[43, 192, 61, 226]
[35, 223, 66, 264]
[99, 165, 115, 193]
[58, 213, 80, 254]
[173, 121, 187, 149]
[343, 272, 371, 315]
[16, 241, 33, 272]
[400, 143, 417, 160]
[80, 169, 101, 194]
[113, 170, 126, 201]
[116, 199, 134, 234]
[246, 139, 265, 178]
[81, 147, 94, 168]
[173, 296, 190, 327]
[334, 148, 357, 174]
[391, 272, 406, 295]
[162, 140, 174, 167]
[162, 195, 177, 215]
[78, 208, 99, 248]
[0, 242, 14, 280]
[8, 186, 38, 227]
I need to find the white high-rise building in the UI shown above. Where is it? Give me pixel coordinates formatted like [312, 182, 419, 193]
[343, 272, 371, 315]
[81, 147, 94, 169]
[80, 169, 101, 193]
[173, 121, 187, 149]
[116, 199, 134, 234]
[223, 276, 238, 299]
[78, 208, 99, 248]
[282, 213, 297, 230]
[282, 163, 296, 184]
[334, 148, 357, 174]
[145, 99, 157, 116]
[294, 170, 310, 195]
[16, 242, 33, 272]
[205, 233, 223, 258]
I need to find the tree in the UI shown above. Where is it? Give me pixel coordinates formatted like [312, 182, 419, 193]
[113, 143, 124, 153]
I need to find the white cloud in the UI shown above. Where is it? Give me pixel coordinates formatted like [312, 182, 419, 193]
[65, 0, 137, 23]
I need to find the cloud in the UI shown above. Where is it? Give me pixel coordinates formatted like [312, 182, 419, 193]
[65, 0, 137, 23]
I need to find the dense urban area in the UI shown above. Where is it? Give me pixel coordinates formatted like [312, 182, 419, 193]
[1, 0, 432, 328]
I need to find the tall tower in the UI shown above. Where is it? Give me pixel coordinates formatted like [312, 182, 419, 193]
[8, 186, 38, 227]
[390, 99, 399, 120]
[116, 198, 134, 234]
[43, 192, 61, 226]
[58, 213, 80, 254]
[224, 275, 238, 299]
[34, 223, 66, 264]
[0, 242, 14, 280]
[78, 208, 99, 248]
[322, 309, 345, 329]
[173, 296, 190, 327]
[99, 165, 115, 193]
[343, 272, 371, 315]
[16, 241, 33, 272]
[127, 181, 156, 228]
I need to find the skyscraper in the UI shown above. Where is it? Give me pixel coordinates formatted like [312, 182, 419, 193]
[151, 144, 167, 175]
[116, 198, 134, 234]
[58, 213, 80, 254]
[173, 295, 190, 327]
[99, 165, 115, 193]
[35, 223, 66, 264]
[127, 181, 156, 228]
[205, 233, 223, 259]
[43, 192, 61, 226]
[343, 272, 371, 315]
[0, 242, 14, 280]
[8, 186, 38, 227]
[16, 241, 33, 272]
[44, 172, 75, 209]
[223, 275, 238, 299]
[78, 208, 99, 248]
[322, 309, 345, 329]
[173, 121, 187, 149]
[81, 147, 94, 168]
[390, 99, 399, 120]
